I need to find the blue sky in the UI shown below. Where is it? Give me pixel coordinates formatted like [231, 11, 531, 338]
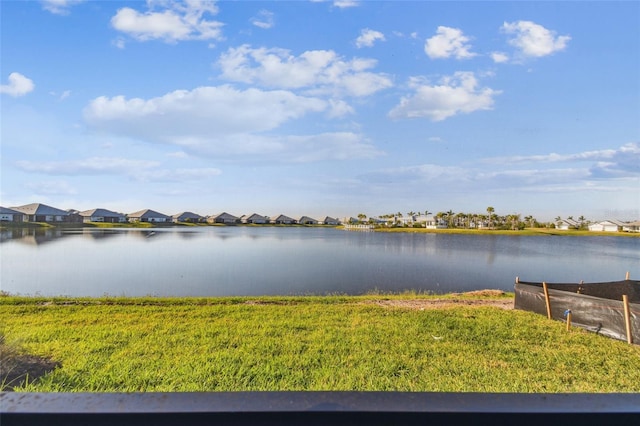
[1, 0, 638, 221]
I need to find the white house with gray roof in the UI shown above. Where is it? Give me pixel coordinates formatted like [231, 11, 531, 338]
[127, 209, 170, 223]
[171, 212, 205, 223]
[10, 203, 70, 222]
[298, 216, 318, 225]
[271, 214, 296, 225]
[0, 207, 23, 222]
[79, 208, 126, 223]
[241, 213, 269, 224]
[207, 212, 240, 224]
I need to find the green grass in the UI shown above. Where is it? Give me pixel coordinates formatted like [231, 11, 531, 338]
[1, 294, 639, 392]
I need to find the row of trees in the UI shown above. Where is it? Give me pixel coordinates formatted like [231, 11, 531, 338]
[357, 208, 591, 230]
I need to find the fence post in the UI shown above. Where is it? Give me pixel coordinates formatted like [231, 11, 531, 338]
[543, 282, 552, 320]
[623, 295, 633, 345]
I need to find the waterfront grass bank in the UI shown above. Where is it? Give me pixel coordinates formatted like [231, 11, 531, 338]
[2, 293, 639, 393]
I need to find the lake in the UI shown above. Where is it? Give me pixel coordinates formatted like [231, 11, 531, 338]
[1, 226, 638, 297]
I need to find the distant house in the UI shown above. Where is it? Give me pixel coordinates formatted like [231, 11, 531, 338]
[414, 215, 447, 229]
[79, 208, 127, 223]
[0, 207, 23, 222]
[127, 209, 170, 223]
[623, 221, 640, 233]
[588, 220, 626, 232]
[321, 216, 340, 225]
[10, 203, 70, 223]
[271, 214, 297, 225]
[557, 218, 580, 230]
[298, 216, 318, 225]
[341, 217, 359, 225]
[171, 212, 204, 223]
[241, 213, 269, 224]
[208, 212, 240, 224]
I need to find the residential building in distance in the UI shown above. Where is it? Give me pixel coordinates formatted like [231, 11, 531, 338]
[171, 212, 205, 223]
[298, 216, 318, 225]
[320, 216, 340, 225]
[79, 208, 127, 223]
[10, 203, 71, 223]
[0, 206, 24, 222]
[240, 213, 269, 224]
[127, 209, 171, 223]
[271, 214, 297, 225]
[207, 212, 240, 224]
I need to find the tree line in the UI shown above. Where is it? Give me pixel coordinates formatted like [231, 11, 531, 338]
[356, 207, 590, 230]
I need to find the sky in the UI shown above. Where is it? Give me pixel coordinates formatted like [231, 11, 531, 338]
[1, 0, 639, 222]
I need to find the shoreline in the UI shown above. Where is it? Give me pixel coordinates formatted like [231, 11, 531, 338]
[1, 221, 638, 237]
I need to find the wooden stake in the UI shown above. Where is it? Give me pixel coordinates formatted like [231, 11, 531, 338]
[623, 295, 633, 345]
[515, 276, 519, 284]
[543, 282, 552, 320]
[566, 310, 572, 331]
[626, 271, 630, 280]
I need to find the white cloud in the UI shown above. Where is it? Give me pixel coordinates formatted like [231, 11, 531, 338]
[333, 1, 359, 8]
[82, 85, 380, 162]
[482, 143, 640, 179]
[502, 21, 570, 59]
[40, 0, 84, 15]
[134, 167, 222, 182]
[490, 52, 509, 63]
[0, 72, 35, 97]
[281, 132, 382, 162]
[25, 180, 77, 195]
[217, 45, 393, 96]
[16, 157, 222, 183]
[388, 72, 500, 121]
[327, 99, 355, 118]
[16, 157, 161, 175]
[166, 151, 189, 159]
[251, 10, 274, 29]
[111, 0, 223, 43]
[425, 26, 476, 59]
[84, 85, 327, 140]
[355, 28, 386, 48]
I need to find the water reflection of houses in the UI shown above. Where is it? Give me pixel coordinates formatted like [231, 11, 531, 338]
[5, 227, 67, 245]
[80, 228, 123, 241]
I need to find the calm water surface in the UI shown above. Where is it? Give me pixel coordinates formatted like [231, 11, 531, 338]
[1, 227, 638, 297]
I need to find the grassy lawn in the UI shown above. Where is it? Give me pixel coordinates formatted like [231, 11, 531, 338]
[1, 294, 639, 392]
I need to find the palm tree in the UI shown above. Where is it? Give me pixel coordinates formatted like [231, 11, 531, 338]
[486, 206, 495, 229]
[578, 215, 587, 229]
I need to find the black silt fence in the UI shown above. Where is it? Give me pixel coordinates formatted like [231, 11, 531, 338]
[514, 280, 639, 344]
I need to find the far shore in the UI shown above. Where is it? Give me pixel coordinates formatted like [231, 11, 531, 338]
[2, 221, 638, 237]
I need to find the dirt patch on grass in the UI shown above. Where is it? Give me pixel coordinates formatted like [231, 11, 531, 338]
[368, 290, 514, 311]
[0, 341, 59, 391]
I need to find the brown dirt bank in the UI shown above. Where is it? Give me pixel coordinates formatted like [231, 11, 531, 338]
[367, 290, 514, 310]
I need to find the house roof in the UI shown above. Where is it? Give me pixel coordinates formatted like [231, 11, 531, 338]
[244, 213, 268, 220]
[10, 203, 69, 216]
[274, 214, 295, 221]
[172, 211, 203, 219]
[299, 216, 318, 222]
[128, 209, 170, 219]
[0, 206, 22, 215]
[321, 216, 338, 222]
[211, 212, 239, 220]
[79, 208, 125, 218]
